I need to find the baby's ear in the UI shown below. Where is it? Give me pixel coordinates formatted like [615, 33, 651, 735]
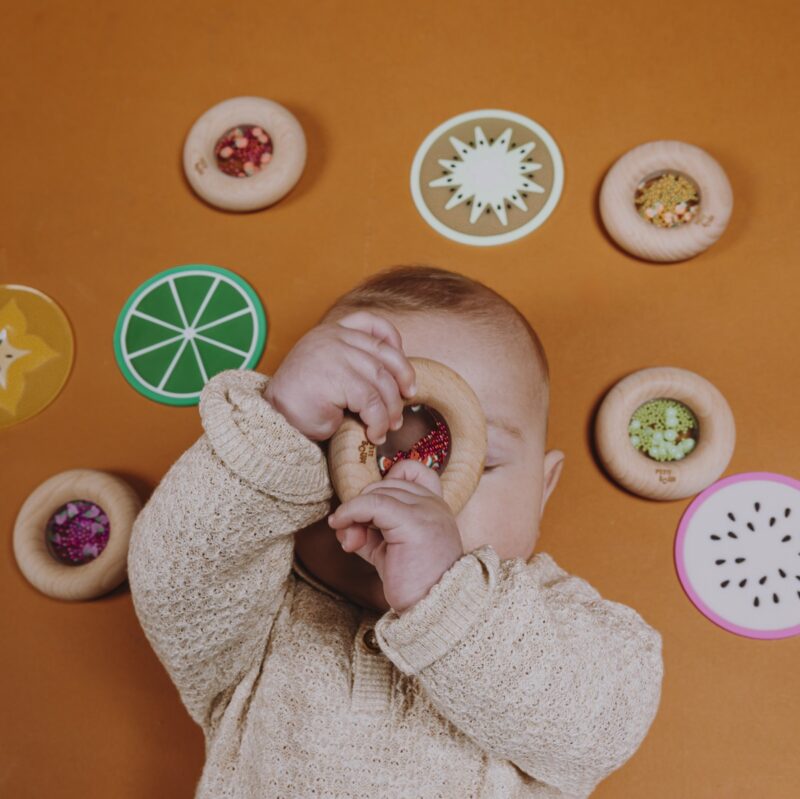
[541, 450, 565, 510]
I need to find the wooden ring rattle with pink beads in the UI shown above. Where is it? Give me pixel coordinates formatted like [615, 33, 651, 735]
[327, 357, 487, 516]
[183, 95, 307, 212]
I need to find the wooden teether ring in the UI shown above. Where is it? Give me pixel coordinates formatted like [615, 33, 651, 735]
[327, 356, 487, 516]
[13, 469, 142, 601]
[183, 96, 307, 211]
[599, 140, 733, 262]
[594, 367, 736, 501]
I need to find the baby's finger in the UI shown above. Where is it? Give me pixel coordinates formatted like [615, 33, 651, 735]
[337, 325, 417, 402]
[360, 477, 431, 498]
[341, 365, 392, 445]
[356, 485, 426, 507]
[336, 310, 405, 364]
[343, 347, 404, 439]
[327, 493, 406, 540]
[382, 458, 444, 497]
[335, 524, 370, 552]
[349, 525, 386, 569]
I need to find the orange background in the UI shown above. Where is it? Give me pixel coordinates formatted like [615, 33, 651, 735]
[2, 1, 799, 796]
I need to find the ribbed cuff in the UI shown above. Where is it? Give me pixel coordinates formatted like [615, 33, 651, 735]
[374, 545, 499, 675]
[198, 369, 333, 504]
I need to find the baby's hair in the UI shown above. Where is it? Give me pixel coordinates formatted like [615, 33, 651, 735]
[319, 264, 550, 416]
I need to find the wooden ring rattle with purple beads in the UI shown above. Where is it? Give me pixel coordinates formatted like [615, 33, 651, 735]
[327, 357, 487, 517]
[13, 470, 142, 601]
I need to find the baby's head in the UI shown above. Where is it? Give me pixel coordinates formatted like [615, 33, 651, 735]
[318, 264, 564, 565]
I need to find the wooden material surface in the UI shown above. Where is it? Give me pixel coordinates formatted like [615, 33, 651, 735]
[1, 2, 798, 797]
[13, 469, 142, 601]
[182, 96, 307, 211]
[328, 356, 487, 516]
[594, 367, 736, 500]
[599, 140, 733, 262]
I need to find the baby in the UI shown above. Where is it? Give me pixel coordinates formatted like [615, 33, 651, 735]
[128, 264, 664, 799]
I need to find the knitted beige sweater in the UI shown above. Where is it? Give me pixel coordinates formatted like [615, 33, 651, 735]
[128, 369, 664, 799]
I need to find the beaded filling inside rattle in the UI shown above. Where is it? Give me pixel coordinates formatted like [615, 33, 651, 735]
[634, 172, 700, 228]
[45, 500, 110, 566]
[376, 404, 452, 477]
[214, 124, 274, 177]
[629, 398, 699, 462]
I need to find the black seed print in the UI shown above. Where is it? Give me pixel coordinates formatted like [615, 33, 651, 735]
[735, 558, 746, 563]
[739, 579, 747, 588]
[769, 517, 776, 527]
[747, 522, 755, 531]
[779, 569, 787, 578]
[715, 559, 726, 565]
[721, 580, 730, 587]
[728, 531, 738, 539]
[754, 502, 761, 511]
[710, 534, 721, 540]
[786, 508, 792, 518]
[795, 575, 800, 581]
[728, 512, 736, 521]
[773, 593, 780, 604]
[754, 596, 760, 607]
[759, 576, 767, 585]
[782, 535, 792, 542]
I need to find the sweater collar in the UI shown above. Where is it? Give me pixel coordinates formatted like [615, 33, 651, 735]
[291, 551, 349, 603]
[291, 552, 383, 621]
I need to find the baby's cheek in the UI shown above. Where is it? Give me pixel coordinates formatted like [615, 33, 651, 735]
[455, 482, 538, 560]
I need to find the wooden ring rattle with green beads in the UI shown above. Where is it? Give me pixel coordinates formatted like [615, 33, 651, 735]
[327, 357, 487, 516]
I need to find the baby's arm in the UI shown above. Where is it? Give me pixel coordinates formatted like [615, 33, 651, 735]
[127, 368, 333, 732]
[374, 546, 664, 798]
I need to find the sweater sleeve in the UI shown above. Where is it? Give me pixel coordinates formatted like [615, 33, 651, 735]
[127, 369, 333, 731]
[373, 545, 664, 798]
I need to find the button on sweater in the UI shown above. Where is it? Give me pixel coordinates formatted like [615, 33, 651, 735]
[127, 369, 664, 799]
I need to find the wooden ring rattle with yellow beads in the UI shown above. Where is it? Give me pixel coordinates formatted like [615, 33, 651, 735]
[13, 469, 142, 601]
[599, 140, 733, 262]
[327, 357, 487, 516]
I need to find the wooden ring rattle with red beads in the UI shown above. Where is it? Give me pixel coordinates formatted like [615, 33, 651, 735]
[13, 469, 142, 601]
[327, 357, 487, 517]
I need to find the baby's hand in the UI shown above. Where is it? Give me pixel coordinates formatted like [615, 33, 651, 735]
[263, 310, 417, 445]
[327, 459, 464, 613]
